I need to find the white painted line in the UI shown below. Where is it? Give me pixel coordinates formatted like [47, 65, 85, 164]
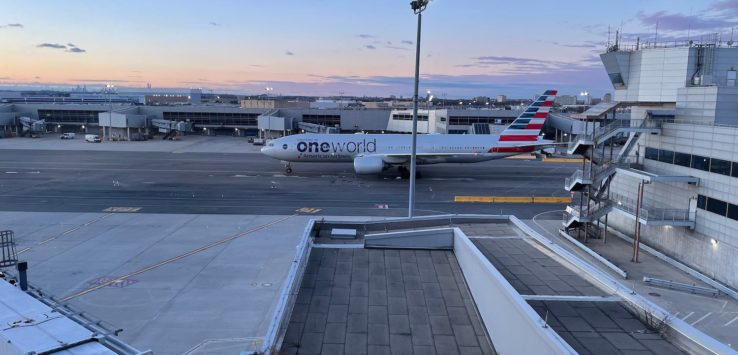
[725, 315, 738, 327]
[681, 311, 695, 321]
[691, 312, 712, 326]
[5, 172, 17, 174]
[673, 311, 680, 318]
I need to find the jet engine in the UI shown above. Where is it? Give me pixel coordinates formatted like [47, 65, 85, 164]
[353, 156, 386, 174]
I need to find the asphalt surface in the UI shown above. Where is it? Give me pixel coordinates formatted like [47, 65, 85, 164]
[0, 150, 576, 218]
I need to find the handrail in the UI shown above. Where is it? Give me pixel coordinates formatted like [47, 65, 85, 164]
[609, 192, 694, 222]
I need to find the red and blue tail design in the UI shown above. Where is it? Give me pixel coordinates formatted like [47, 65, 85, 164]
[498, 89, 557, 142]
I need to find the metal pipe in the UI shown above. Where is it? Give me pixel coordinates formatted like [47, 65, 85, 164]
[633, 182, 644, 262]
[408, 9, 423, 218]
[17, 261, 27, 291]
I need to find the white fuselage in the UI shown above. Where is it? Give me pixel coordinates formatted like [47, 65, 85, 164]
[260, 133, 543, 165]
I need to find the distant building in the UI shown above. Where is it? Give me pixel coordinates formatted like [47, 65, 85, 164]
[555, 95, 577, 106]
[240, 99, 310, 109]
[146, 94, 189, 105]
[496, 95, 507, 103]
[190, 89, 202, 104]
[603, 93, 612, 103]
[579, 92, 591, 105]
[309, 99, 357, 110]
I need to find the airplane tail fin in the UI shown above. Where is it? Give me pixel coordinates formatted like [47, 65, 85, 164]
[498, 90, 557, 142]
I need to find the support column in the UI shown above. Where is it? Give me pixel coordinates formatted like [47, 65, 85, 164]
[632, 181, 644, 262]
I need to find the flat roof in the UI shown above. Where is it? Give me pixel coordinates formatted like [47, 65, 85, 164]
[280, 247, 495, 354]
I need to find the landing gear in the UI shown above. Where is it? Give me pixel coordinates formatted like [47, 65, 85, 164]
[284, 162, 293, 175]
[398, 166, 410, 179]
[398, 166, 421, 179]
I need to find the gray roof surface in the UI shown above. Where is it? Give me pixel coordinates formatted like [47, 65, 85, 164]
[472, 238, 606, 296]
[280, 248, 494, 355]
[528, 301, 683, 354]
[465, 229, 683, 355]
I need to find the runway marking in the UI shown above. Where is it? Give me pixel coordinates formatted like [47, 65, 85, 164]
[15, 247, 31, 255]
[103, 207, 142, 212]
[296, 207, 321, 214]
[691, 312, 712, 326]
[60, 214, 296, 302]
[5, 172, 17, 174]
[374, 204, 389, 209]
[37, 213, 114, 246]
[681, 311, 695, 321]
[454, 196, 572, 204]
[725, 315, 738, 327]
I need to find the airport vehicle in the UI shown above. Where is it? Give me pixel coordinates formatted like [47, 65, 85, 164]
[85, 134, 102, 143]
[60, 133, 76, 139]
[261, 90, 558, 177]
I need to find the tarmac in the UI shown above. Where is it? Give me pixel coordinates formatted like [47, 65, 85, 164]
[0, 136, 577, 218]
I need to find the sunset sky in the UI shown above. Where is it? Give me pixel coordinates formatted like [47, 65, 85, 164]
[2, 0, 737, 98]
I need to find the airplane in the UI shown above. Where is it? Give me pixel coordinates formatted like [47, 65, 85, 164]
[261, 90, 558, 178]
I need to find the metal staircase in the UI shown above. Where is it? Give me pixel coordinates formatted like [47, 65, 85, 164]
[562, 117, 662, 240]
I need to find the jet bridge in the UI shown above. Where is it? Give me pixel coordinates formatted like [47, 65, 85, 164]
[18, 116, 46, 137]
[151, 118, 193, 140]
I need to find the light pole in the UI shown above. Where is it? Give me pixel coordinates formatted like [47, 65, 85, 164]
[106, 84, 115, 141]
[408, 0, 429, 218]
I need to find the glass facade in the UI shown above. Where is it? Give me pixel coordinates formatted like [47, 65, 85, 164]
[448, 116, 512, 125]
[698, 194, 738, 222]
[392, 114, 428, 122]
[302, 114, 341, 126]
[38, 109, 104, 123]
[163, 111, 258, 126]
[645, 147, 736, 177]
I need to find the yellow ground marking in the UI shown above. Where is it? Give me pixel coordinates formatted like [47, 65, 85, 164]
[454, 196, 494, 203]
[504, 154, 536, 160]
[60, 214, 297, 302]
[35, 213, 115, 247]
[532, 196, 572, 203]
[103, 207, 142, 212]
[543, 157, 585, 163]
[454, 196, 571, 204]
[493, 196, 533, 203]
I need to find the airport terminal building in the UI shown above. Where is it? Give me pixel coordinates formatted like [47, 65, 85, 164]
[0, 99, 524, 139]
[563, 39, 738, 289]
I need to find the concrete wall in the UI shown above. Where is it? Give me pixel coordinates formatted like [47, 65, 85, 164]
[609, 122, 738, 289]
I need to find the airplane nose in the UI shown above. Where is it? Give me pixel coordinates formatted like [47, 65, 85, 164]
[260, 146, 270, 155]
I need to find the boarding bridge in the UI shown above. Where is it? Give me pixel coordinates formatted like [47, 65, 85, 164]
[151, 119, 193, 139]
[18, 117, 46, 137]
[562, 111, 698, 240]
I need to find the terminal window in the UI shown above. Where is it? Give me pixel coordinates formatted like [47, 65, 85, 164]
[38, 109, 103, 124]
[697, 194, 738, 222]
[645, 147, 737, 177]
[163, 112, 258, 126]
[303, 114, 341, 126]
[392, 114, 428, 122]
